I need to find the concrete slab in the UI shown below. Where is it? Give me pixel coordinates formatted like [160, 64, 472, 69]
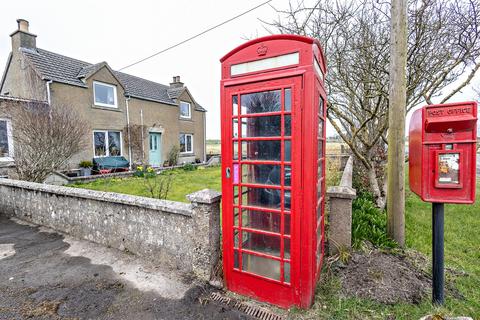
[0, 216, 252, 320]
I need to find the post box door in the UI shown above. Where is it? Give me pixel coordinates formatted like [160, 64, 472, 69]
[222, 76, 302, 306]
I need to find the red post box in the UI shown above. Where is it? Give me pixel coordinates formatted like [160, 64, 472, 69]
[220, 35, 327, 308]
[409, 101, 477, 203]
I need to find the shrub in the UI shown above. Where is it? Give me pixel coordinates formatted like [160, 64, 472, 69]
[134, 165, 156, 178]
[183, 163, 196, 171]
[79, 160, 93, 168]
[167, 145, 180, 166]
[352, 193, 397, 249]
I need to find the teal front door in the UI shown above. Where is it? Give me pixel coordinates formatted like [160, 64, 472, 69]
[149, 132, 162, 167]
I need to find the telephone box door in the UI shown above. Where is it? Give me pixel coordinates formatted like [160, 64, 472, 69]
[222, 76, 302, 306]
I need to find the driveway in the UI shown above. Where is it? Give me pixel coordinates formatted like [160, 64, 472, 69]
[0, 216, 251, 320]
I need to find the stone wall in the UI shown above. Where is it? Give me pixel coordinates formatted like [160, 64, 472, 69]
[327, 156, 356, 255]
[0, 178, 221, 281]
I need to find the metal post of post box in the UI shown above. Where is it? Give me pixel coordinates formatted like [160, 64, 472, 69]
[432, 202, 445, 305]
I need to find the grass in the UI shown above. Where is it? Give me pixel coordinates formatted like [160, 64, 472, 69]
[296, 177, 480, 319]
[73, 164, 479, 318]
[72, 166, 221, 202]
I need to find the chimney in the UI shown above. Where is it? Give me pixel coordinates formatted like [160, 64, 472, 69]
[10, 19, 37, 51]
[170, 76, 184, 88]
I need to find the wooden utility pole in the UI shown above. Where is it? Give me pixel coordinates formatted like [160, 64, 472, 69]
[387, 0, 407, 246]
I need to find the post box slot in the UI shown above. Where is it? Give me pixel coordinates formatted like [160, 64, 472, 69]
[425, 116, 476, 133]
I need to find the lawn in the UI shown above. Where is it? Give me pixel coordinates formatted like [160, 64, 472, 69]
[297, 178, 480, 319]
[72, 166, 221, 203]
[73, 166, 479, 318]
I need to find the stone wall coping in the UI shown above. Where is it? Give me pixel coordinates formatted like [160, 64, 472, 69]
[187, 189, 222, 204]
[0, 178, 192, 216]
[327, 185, 357, 199]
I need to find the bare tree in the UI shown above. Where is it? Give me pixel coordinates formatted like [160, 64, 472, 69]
[10, 102, 89, 182]
[123, 124, 147, 165]
[267, 0, 480, 207]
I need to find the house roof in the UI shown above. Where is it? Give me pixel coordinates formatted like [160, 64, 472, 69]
[17, 47, 206, 111]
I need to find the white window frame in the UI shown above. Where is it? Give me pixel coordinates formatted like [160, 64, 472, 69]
[179, 101, 191, 119]
[93, 81, 118, 108]
[180, 133, 194, 154]
[93, 130, 123, 158]
[0, 118, 14, 162]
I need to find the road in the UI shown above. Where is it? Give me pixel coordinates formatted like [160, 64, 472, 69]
[0, 217, 252, 320]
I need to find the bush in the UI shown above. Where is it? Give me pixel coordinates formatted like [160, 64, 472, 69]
[352, 193, 397, 249]
[167, 146, 180, 166]
[182, 163, 196, 171]
[134, 165, 156, 178]
[79, 160, 93, 168]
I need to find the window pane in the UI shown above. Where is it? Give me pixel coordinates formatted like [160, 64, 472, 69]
[242, 115, 281, 137]
[108, 132, 121, 156]
[241, 209, 282, 233]
[94, 132, 106, 157]
[319, 96, 324, 116]
[180, 102, 190, 118]
[186, 135, 192, 152]
[285, 214, 291, 235]
[284, 166, 291, 186]
[284, 262, 291, 283]
[285, 140, 291, 162]
[241, 90, 281, 114]
[94, 83, 115, 106]
[242, 164, 281, 185]
[285, 89, 292, 111]
[179, 134, 186, 152]
[284, 115, 291, 136]
[242, 252, 280, 281]
[318, 119, 324, 137]
[284, 190, 291, 210]
[0, 121, 9, 157]
[242, 231, 281, 257]
[233, 96, 238, 116]
[242, 186, 281, 209]
[241, 140, 281, 161]
[233, 119, 239, 138]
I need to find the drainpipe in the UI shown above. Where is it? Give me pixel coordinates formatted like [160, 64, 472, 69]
[46, 80, 53, 105]
[140, 108, 145, 164]
[126, 97, 132, 170]
[203, 112, 207, 163]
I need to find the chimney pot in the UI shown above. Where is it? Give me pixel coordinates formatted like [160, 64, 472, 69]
[17, 19, 29, 32]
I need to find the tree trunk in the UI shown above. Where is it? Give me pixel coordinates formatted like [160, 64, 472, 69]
[368, 164, 385, 210]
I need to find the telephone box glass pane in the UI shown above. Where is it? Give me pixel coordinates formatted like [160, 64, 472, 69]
[284, 191, 291, 210]
[242, 164, 281, 185]
[285, 140, 291, 162]
[285, 214, 291, 235]
[233, 96, 238, 116]
[284, 262, 291, 283]
[284, 166, 291, 186]
[438, 153, 460, 184]
[242, 187, 281, 209]
[284, 238, 291, 259]
[285, 89, 292, 111]
[319, 96, 324, 116]
[242, 141, 281, 161]
[233, 119, 239, 138]
[242, 209, 282, 233]
[233, 142, 238, 160]
[242, 231, 281, 257]
[242, 253, 280, 281]
[242, 116, 281, 137]
[285, 115, 292, 136]
[241, 90, 281, 114]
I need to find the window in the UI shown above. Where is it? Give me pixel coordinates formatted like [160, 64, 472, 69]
[93, 81, 117, 108]
[179, 101, 191, 119]
[179, 133, 193, 153]
[93, 131, 122, 157]
[0, 119, 13, 161]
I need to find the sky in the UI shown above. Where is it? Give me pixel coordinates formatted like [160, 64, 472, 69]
[0, 0, 284, 139]
[0, 0, 478, 139]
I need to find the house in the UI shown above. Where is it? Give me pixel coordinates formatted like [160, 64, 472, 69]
[0, 19, 207, 171]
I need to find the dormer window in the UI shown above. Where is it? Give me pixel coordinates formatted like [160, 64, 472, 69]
[179, 101, 191, 119]
[93, 81, 117, 108]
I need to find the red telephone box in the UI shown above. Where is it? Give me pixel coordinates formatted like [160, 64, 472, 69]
[409, 101, 477, 203]
[220, 35, 327, 308]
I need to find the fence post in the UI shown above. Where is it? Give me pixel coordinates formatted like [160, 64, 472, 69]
[327, 156, 356, 255]
[187, 189, 222, 281]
